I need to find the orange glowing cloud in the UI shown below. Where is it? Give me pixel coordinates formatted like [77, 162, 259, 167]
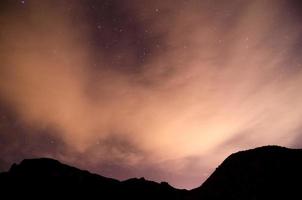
[1, 0, 302, 188]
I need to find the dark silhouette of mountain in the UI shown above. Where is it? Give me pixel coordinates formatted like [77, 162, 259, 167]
[1, 145, 302, 199]
[190, 145, 302, 200]
[0, 158, 187, 199]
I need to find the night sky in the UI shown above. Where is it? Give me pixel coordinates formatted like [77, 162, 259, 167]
[1, 0, 302, 189]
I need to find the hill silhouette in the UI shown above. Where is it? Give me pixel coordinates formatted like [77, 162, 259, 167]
[0, 157, 187, 199]
[1, 145, 302, 199]
[190, 145, 302, 199]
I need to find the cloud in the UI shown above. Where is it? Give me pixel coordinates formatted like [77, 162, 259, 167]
[1, 0, 302, 188]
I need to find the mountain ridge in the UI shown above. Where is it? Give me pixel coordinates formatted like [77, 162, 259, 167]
[1, 145, 302, 199]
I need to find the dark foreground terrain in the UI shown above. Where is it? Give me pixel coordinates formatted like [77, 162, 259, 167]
[1, 146, 302, 199]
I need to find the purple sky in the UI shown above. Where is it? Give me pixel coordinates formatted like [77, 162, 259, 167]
[1, 0, 302, 189]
